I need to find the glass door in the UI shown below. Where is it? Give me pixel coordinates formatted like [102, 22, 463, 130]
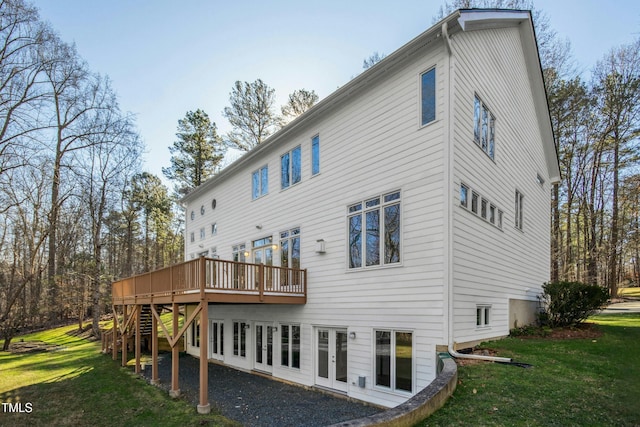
[315, 328, 348, 392]
[254, 322, 273, 373]
[209, 320, 224, 361]
[252, 246, 274, 289]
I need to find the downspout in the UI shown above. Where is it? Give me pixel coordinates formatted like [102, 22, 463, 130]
[441, 20, 513, 365]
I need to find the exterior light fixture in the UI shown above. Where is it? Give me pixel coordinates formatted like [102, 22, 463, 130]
[316, 239, 326, 254]
[349, 332, 356, 340]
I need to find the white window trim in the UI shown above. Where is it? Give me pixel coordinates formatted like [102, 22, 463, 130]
[459, 182, 503, 230]
[347, 190, 402, 270]
[373, 329, 414, 394]
[476, 305, 492, 328]
[281, 145, 302, 190]
[279, 323, 301, 369]
[419, 66, 437, 128]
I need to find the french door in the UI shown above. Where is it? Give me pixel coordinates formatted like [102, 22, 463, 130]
[253, 246, 274, 289]
[254, 322, 274, 373]
[209, 320, 224, 361]
[315, 328, 348, 392]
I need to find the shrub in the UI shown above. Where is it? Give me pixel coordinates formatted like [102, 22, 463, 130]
[539, 281, 609, 327]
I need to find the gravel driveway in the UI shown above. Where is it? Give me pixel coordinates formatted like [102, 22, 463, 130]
[140, 353, 382, 426]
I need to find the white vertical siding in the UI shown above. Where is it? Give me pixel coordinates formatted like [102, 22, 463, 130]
[450, 25, 551, 343]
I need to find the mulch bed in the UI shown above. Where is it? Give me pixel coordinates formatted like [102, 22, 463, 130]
[455, 323, 603, 367]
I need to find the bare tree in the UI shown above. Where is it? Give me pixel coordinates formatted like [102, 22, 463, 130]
[362, 52, 386, 70]
[592, 38, 640, 296]
[280, 89, 319, 127]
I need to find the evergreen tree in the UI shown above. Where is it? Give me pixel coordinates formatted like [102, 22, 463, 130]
[223, 79, 278, 151]
[163, 109, 225, 195]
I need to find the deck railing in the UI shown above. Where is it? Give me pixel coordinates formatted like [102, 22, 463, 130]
[112, 257, 307, 303]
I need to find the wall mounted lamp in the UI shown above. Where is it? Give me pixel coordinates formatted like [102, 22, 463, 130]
[349, 332, 356, 340]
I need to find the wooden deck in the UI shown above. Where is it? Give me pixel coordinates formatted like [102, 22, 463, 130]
[112, 257, 307, 305]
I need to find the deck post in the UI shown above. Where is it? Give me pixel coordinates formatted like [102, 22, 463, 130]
[197, 302, 210, 414]
[135, 305, 141, 374]
[259, 264, 264, 302]
[112, 312, 117, 360]
[151, 304, 159, 385]
[169, 302, 180, 398]
[121, 305, 128, 367]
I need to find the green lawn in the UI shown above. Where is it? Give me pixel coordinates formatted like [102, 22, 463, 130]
[419, 313, 640, 426]
[0, 324, 237, 427]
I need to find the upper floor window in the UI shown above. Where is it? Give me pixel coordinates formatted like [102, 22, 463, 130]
[311, 135, 320, 176]
[460, 183, 503, 230]
[281, 146, 301, 189]
[473, 95, 495, 159]
[348, 191, 401, 269]
[515, 190, 524, 230]
[421, 68, 436, 126]
[252, 165, 268, 200]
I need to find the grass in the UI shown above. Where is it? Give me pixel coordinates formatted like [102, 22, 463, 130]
[418, 313, 640, 426]
[0, 324, 238, 427]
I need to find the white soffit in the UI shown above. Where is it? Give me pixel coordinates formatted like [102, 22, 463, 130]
[458, 10, 530, 32]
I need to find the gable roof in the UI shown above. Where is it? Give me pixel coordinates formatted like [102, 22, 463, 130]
[182, 9, 559, 204]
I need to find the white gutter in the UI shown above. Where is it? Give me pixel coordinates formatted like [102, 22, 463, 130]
[441, 19, 513, 365]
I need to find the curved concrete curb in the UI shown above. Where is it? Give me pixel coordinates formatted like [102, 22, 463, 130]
[328, 354, 458, 427]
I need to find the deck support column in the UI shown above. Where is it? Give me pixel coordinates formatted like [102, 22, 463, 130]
[135, 305, 141, 374]
[112, 311, 117, 360]
[121, 305, 128, 367]
[169, 302, 180, 398]
[197, 303, 210, 414]
[151, 304, 159, 385]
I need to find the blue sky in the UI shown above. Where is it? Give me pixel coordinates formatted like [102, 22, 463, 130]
[32, 0, 640, 183]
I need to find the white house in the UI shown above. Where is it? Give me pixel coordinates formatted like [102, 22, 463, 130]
[112, 9, 559, 411]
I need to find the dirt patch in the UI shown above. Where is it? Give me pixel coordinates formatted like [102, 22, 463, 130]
[8, 340, 64, 354]
[515, 322, 603, 340]
[455, 348, 502, 366]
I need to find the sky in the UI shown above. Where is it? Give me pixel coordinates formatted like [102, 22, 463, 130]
[31, 0, 640, 185]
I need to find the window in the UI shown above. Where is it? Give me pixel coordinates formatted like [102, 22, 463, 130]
[211, 223, 217, 235]
[348, 191, 401, 269]
[252, 165, 268, 199]
[311, 135, 320, 175]
[200, 205, 205, 215]
[200, 227, 205, 240]
[473, 95, 495, 159]
[281, 146, 302, 189]
[515, 190, 524, 230]
[421, 68, 436, 126]
[190, 232, 195, 243]
[280, 324, 301, 369]
[471, 192, 479, 214]
[190, 319, 200, 348]
[460, 184, 503, 230]
[190, 210, 195, 220]
[476, 305, 491, 327]
[460, 184, 468, 208]
[233, 321, 247, 357]
[375, 330, 413, 392]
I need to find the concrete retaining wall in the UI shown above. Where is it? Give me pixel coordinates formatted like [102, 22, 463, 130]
[328, 354, 458, 427]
